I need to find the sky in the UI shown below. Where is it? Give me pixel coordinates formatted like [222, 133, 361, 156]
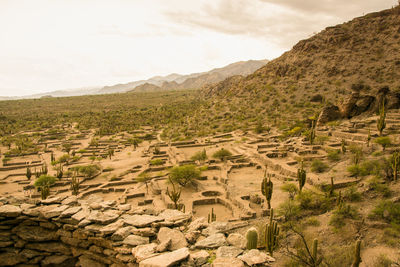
[0, 0, 397, 96]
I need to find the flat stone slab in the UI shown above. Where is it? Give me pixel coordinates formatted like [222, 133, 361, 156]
[87, 210, 119, 225]
[123, 214, 163, 227]
[194, 233, 227, 249]
[212, 257, 245, 267]
[238, 249, 275, 266]
[0, 205, 22, 217]
[157, 227, 188, 250]
[216, 246, 243, 258]
[139, 247, 189, 267]
[123, 235, 149, 247]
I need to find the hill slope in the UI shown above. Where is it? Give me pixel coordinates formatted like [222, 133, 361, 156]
[204, 7, 400, 122]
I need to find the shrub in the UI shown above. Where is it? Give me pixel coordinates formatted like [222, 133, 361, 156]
[296, 190, 333, 213]
[212, 148, 232, 161]
[329, 204, 359, 229]
[191, 149, 207, 162]
[327, 149, 341, 161]
[34, 175, 57, 200]
[343, 186, 362, 202]
[374, 136, 391, 151]
[281, 183, 298, 200]
[79, 165, 100, 177]
[277, 199, 300, 222]
[150, 159, 164, 166]
[374, 254, 393, 267]
[370, 200, 400, 224]
[169, 165, 201, 186]
[367, 177, 391, 197]
[311, 160, 328, 173]
[304, 217, 321, 227]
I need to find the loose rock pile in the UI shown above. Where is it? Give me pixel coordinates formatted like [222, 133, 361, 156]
[0, 195, 275, 267]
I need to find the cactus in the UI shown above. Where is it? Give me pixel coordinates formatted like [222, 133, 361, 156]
[311, 238, 322, 266]
[26, 167, 32, 180]
[309, 119, 316, 145]
[265, 208, 279, 256]
[367, 129, 371, 147]
[208, 207, 216, 223]
[377, 101, 386, 136]
[336, 191, 343, 207]
[261, 170, 273, 209]
[297, 161, 306, 193]
[391, 151, 399, 181]
[329, 177, 334, 197]
[51, 152, 55, 163]
[341, 139, 346, 154]
[352, 240, 362, 267]
[70, 175, 79, 196]
[246, 227, 258, 250]
[166, 181, 181, 210]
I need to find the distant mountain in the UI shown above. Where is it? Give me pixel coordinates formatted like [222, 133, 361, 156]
[106, 59, 269, 94]
[0, 59, 268, 100]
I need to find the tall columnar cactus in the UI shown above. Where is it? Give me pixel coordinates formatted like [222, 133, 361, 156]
[341, 139, 346, 154]
[391, 151, 399, 181]
[297, 161, 306, 193]
[336, 191, 343, 207]
[70, 175, 80, 196]
[352, 240, 362, 267]
[329, 177, 334, 197]
[208, 207, 216, 223]
[166, 181, 181, 210]
[311, 239, 322, 266]
[26, 167, 32, 180]
[265, 208, 280, 256]
[309, 119, 316, 145]
[246, 227, 258, 250]
[377, 101, 386, 136]
[367, 129, 371, 147]
[261, 170, 273, 209]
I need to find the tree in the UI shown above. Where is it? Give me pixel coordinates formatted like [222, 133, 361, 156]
[108, 148, 114, 159]
[374, 136, 391, 151]
[137, 172, 151, 194]
[191, 149, 207, 163]
[62, 143, 73, 155]
[281, 183, 298, 200]
[212, 148, 232, 161]
[34, 175, 57, 200]
[79, 165, 100, 178]
[166, 178, 181, 209]
[169, 165, 201, 186]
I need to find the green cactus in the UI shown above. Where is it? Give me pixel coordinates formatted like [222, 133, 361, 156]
[367, 129, 371, 147]
[261, 170, 273, 209]
[309, 119, 316, 145]
[26, 167, 32, 180]
[377, 101, 386, 136]
[297, 161, 306, 193]
[341, 139, 346, 154]
[391, 151, 399, 181]
[336, 191, 343, 207]
[208, 207, 216, 223]
[265, 208, 280, 256]
[329, 177, 334, 197]
[246, 227, 258, 250]
[311, 238, 322, 266]
[352, 240, 362, 267]
[70, 174, 79, 196]
[166, 180, 181, 210]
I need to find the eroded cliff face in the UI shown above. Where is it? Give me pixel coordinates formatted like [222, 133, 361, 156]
[0, 195, 274, 267]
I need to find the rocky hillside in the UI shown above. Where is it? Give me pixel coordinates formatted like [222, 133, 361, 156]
[105, 59, 268, 94]
[204, 6, 400, 122]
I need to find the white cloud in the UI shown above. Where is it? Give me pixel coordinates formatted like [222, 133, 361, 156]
[0, 0, 396, 96]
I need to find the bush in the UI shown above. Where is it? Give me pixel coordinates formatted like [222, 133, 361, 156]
[78, 165, 100, 177]
[281, 183, 298, 199]
[374, 137, 391, 151]
[169, 165, 201, 186]
[311, 159, 328, 173]
[374, 254, 393, 267]
[296, 190, 333, 213]
[327, 149, 341, 161]
[367, 177, 391, 197]
[150, 159, 164, 166]
[191, 149, 207, 162]
[329, 204, 359, 229]
[277, 199, 300, 222]
[212, 148, 232, 161]
[343, 186, 362, 202]
[370, 200, 400, 224]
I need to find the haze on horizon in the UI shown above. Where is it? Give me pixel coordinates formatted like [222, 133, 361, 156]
[0, 0, 396, 97]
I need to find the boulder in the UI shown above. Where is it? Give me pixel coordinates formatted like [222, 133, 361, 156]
[194, 233, 227, 249]
[139, 247, 189, 267]
[187, 217, 208, 232]
[0, 204, 22, 217]
[157, 227, 188, 250]
[190, 250, 209, 266]
[238, 249, 274, 266]
[156, 237, 171, 253]
[317, 105, 341, 124]
[123, 235, 149, 247]
[227, 233, 246, 249]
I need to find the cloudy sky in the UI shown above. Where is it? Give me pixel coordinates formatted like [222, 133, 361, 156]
[0, 0, 396, 96]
